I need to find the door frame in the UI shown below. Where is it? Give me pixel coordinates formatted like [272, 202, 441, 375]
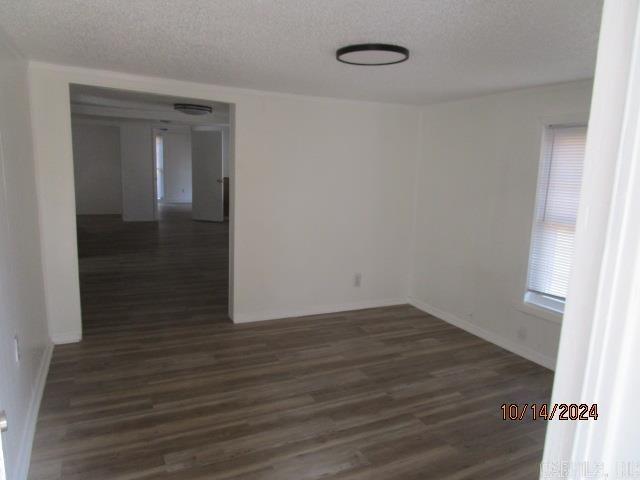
[65, 87, 236, 336]
[541, 0, 640, 475]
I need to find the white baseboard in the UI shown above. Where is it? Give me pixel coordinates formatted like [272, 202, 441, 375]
[408, 297, 555, 370]
[233, 298, 406, 324]
[14, 342, 53, 480]
[51, 331, 82, 344]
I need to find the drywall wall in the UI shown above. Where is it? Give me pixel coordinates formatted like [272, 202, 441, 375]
[71, 120, 122, 215]
[409, 80, 593, 369]
[162, 130, 192, 203]
[0, 30, 50, 480]
[29, 61, 590, 371]
[222, 126, 230, 177]
[28, 62, 419, 339]
[120, 122, 155, 221]
[234, 95, 418, 322]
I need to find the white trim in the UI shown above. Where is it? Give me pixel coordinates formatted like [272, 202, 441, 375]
[232, 299, 406, 324]
[524, 291, 564, 317]
[515, 297, 563, 325]
[408, 297, 556, 370]
[14, 343, 53, 480]
[541, 1, 640, 472]
[51, 331, 82, 344]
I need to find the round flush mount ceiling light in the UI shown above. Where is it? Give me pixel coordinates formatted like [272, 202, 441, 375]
[336, 43, 409, 66]
[173, 103, 213, 115]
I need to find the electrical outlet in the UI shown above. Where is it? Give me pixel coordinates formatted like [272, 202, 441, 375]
[354, 273, 362, 287]
[13, 335, 20, 364]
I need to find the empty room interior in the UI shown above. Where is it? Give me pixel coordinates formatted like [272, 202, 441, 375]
[0, 1, 638, 480]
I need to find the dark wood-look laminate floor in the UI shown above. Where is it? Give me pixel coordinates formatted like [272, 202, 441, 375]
[28, 203, 553, 480]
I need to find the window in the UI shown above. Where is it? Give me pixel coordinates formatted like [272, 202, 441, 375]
[155, 135, 164, 201]
[526, 124, 587, 314]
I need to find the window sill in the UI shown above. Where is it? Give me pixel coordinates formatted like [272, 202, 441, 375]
[516, 292, 564, 324]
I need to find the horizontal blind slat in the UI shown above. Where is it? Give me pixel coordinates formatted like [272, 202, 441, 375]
[527, 125, 587, 299]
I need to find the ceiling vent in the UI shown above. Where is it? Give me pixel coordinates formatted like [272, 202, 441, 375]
[174, 103, 212, 115]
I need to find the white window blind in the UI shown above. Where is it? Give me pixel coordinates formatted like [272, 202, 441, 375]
[527, 125, 587, 302]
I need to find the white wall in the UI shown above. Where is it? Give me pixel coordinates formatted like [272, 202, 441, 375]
[233, 95, 418, 321]
[28, 62, 419, 339]
[71, 120, 122, 215]
[120, 122, 155, 221]
[409, 81, 593, 369]
[27, 60, 592, 370]
[162, 130, 192, 203]
[222, 126, 230, 177]
[0, 30, 50, 480]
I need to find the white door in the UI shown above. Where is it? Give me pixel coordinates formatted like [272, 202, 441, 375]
[163, 132, 192, 204]
[191, 130, 224, 222]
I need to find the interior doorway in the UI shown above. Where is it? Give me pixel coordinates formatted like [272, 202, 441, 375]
[154, 134, 164, 202]
[152, 125, 229, 223]
[69, 85, 234, 336]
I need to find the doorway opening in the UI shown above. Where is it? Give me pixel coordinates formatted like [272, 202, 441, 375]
[155, 134, 164, 201]
[69, 84, 234, 336]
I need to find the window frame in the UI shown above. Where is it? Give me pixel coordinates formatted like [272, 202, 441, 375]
[523, 114, 589, 320]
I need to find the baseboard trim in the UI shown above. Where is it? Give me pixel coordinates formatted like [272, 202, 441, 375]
[408, 297, 555, 370]
[51, 331, 82, 344]
[233, 298, 406, 324]
[14, 342, 53, 480]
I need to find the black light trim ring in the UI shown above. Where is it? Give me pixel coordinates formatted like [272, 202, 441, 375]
[173, 103, 213, 115]
[336, 43, 409, 66]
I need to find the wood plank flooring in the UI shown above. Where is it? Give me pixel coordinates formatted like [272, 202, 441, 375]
[28, 203, 553, 480]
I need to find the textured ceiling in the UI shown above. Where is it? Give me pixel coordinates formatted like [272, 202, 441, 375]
[0, 0, 602, 104]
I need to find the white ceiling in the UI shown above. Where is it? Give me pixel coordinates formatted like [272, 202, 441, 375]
[0, 0, 602, 104]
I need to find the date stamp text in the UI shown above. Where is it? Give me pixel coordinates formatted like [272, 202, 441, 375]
[501, 403, 599, 421]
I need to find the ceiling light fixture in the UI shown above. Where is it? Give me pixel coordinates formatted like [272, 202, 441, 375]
[336, 43, 409, 66]
[173, 103, 213, 115]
